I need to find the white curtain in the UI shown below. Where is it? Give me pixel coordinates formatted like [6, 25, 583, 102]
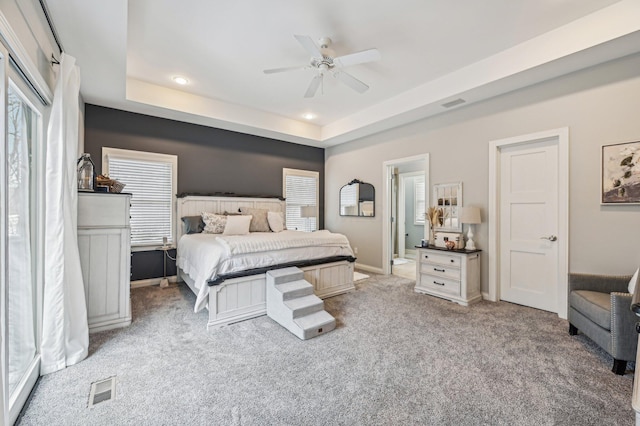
[41, 53, 89, 375]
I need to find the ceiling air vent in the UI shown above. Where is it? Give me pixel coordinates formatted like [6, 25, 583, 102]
[442, 98, 466, 108]
[88, 376, 116, 407]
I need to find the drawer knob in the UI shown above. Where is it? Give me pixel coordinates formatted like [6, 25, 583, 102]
[424, 255, 429, 259]
[434, 268, 445, 272]
[433, 281, 445, 286]
[450, 259, 454, 263]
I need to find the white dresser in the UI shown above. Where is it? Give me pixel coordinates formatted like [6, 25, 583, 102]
[415, 246, 481, 306]
[77, 192, 132, 333]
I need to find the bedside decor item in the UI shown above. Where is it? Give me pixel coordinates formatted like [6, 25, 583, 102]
[434, 232, 463, 249]
[300, 205, 316, 231]
[432, 182, 462, 232]
[601, 140, 640, 204]
[460, 206, 481, 250]
[445, 240, 456, 250]
[426, 207, 441, 245]
[77, 153, 96, 191]
[96, 174, 126, 193]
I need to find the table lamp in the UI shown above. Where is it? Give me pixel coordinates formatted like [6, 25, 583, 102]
[460, 206, 481, 250]
[300, 205, 316, 232]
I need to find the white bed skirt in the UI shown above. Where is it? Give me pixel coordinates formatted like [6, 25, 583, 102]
[178, 260, 354, 329]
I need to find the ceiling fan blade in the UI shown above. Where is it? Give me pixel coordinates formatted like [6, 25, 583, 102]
[304, 75, 323, 98]
[294, 34, 323, 58]
[263, 65, 307, 74]
[334, 70, 369, 93]
[333, 48, 381, 68]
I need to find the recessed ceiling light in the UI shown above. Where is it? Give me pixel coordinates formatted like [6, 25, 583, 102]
[302, 113, 316, 120]
[172, 76, 189, 85]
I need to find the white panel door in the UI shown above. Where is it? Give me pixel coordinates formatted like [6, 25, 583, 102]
[499, 139, 559, 312]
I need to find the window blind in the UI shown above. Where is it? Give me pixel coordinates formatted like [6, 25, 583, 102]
[105, 152, 176, 247]
[283, 169, 318, 232]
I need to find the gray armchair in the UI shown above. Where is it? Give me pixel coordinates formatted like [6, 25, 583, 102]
[568, 273, 636, 375]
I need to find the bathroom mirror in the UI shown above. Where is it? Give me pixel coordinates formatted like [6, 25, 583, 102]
[340, 179, 375, 217]
[432, 182, 462, 232]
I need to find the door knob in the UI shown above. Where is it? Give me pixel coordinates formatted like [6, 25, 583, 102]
[540, 235, 557, 242]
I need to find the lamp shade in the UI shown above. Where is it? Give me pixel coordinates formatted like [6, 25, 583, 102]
[300, 205, 316, 218]
[460, 206, 481, 224]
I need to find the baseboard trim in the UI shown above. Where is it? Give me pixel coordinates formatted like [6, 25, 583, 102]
[131, 276, 178, 289]
[482, 291, 495, 302]
[355, 263, 384, 274]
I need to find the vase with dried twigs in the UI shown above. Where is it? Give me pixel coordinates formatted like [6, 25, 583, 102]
[426, 207, 442, 245]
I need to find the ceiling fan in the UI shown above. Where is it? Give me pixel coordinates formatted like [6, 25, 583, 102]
[263, 35, 381, 98]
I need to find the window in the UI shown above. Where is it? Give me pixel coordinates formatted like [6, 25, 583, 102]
[283, 168, 319, 232]
[414, 175, 426, 225]
[103, 148, 177, 248]
[6, 78, 41, 402]
[2, 51, 47, 423]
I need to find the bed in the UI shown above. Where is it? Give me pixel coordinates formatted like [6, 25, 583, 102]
[175, 195, 356, 329]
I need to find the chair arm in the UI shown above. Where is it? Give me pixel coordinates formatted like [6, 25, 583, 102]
[610, 292, 639, 360]
[569, 273, 631, 294]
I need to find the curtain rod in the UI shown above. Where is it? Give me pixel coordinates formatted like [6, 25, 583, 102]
[38, 0, 63, 54]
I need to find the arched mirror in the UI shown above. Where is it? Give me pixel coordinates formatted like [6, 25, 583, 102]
[340, 179, 375, 217]
[432, 182, 462, 232]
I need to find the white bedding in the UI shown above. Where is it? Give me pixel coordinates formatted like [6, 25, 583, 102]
[177, 230, 354, 312]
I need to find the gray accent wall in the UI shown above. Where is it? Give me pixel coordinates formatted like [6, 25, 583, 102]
[84, 104, 324, 280]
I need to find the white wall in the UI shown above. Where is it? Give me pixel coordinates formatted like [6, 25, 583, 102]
[0, 0, 58, 94]
[326, 53, 640, 292]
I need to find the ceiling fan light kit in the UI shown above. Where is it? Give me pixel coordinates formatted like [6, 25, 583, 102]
[263, 34, 380, 98]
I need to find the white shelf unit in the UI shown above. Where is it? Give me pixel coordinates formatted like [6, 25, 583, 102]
[78, 192, 132, 332]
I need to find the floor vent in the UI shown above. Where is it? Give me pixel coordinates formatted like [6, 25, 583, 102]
[88, 377, 116, 407]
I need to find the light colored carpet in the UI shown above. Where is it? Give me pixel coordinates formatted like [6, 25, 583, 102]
[19, 274, 635, 425]
[393, 258, 409, 265]
[393, 259, 416, 280]
[353, 271, 369, 281]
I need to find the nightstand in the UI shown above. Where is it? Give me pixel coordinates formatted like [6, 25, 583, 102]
[415, 246, 481, 306]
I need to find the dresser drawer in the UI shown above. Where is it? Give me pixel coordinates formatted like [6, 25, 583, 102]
[419, 262, 460, 281]
[418, 251, 461, 268]
[417, 274, 461, 296]
[78, 193, 130, 228]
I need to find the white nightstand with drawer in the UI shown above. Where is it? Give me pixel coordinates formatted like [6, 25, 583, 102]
[415, 246, 481, 306]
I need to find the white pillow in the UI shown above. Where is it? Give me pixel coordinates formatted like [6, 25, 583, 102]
[628, 268, 639, 294]
[267, 211, 285, 232]
[223, 215, 252, 236]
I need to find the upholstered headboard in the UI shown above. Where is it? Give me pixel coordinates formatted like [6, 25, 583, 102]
[175, 195, 286, 243]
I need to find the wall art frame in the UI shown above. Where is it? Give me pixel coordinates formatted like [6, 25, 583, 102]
[601, 140, 640, 205]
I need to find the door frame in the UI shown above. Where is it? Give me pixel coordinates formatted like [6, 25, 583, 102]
[488, 127, 569, 318]
[0, 38, 8, 426]
[382, 154, 429, 275]
[0, 13, 52, 423]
